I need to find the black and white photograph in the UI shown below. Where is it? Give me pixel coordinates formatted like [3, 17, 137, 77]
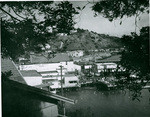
[1, 0, 150, 117]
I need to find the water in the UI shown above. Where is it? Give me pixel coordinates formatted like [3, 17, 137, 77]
[3, 83, 150, 117]
[62, 88, 150, 117]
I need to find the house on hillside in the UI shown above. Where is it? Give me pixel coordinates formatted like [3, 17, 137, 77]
[65, 41, 85, 57]
[67, 50, 84, 57]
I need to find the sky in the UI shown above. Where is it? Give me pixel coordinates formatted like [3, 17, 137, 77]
[70, 1, 149, 37]
[2, 0, 149, 37]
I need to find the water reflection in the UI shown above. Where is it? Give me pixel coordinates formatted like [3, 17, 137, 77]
[63, 88, 150, 117]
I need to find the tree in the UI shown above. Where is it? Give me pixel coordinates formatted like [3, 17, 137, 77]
[90, 0, 149, 100]
[92, 0, 149, 21]
[115, 26, 150, 101]
[1, 1, 79, 60]
[92, 0, 149, 32]
[120, 26, 149, 77]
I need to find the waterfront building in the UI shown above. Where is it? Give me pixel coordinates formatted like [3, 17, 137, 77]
[95, 54, 122, 73]
[63, 74, 80, 88]
[20, 70, 42, 86]
[19, 53, 81, 73]
[19, 52, 81, 86]
[49, 73, 80, 89]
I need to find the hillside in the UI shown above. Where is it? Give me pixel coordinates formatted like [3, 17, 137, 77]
[47, 29, 123, 52]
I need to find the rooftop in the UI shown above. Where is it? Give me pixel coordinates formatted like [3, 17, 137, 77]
[96, 55, 121, 63]
[1, 58, 26, 84]
[30, 53, 72, 64]
[20, 70, 41, 77]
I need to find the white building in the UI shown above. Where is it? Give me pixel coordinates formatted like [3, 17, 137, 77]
[20, 53, 81, 72]
[67, 50, 84, 57]
[63, 74, 80, 88]
[20, 70, 42, 86]
[96, 63, 118, 72]
[19, 53, 81, 84]
[95, 55, 122, 72]
[49, 74, 80, 89]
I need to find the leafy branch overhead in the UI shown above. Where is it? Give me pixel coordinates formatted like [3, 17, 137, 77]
[92, 0, 149, 21]
[1, 1, 79, 59]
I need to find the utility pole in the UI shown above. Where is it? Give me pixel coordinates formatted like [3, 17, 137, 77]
[59, 65, 64, 96]
[58, 65, 65, 116]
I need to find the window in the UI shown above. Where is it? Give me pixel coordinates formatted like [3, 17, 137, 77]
[69, 81, 77, 83]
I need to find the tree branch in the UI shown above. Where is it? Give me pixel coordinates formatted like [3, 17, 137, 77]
[11, 7, 27, 20]
[0, 7, 22, 22]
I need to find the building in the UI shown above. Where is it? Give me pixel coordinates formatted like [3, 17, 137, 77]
[49, 73, 80, 89]
[20, 70, 42, 86]
[19, 53, 81, 73]
[63, 74, 80, 88]
[19, 53, 81, 85]
[2, 58, 26, 84]
[67, 50, 84, 57]
[95, 55, 122, 73]
[2, 58, 75, 117]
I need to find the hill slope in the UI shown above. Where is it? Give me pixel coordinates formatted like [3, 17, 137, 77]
[48, 29, 123, 52]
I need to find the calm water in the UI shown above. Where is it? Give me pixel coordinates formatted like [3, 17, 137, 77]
[62, 88, 150, 117]
[3, 83, 150, 117]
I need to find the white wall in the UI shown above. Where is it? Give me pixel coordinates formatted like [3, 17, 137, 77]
[64, 76, 79, 88]
[85, 65, 92, 69]
[23, 76, 42, 86]
[40, 72, 59, 77]
[96, 63, 117, 69]
[19, 63, 61, 72]
[67, 50, 84, 57]
[49, 75, 80, 88]
[19, 61, 81, 73]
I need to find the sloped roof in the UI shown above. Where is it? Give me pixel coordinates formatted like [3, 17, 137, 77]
[1, 58, 26, 84]
[96, 55, 121, 63]
[20, 70, 41, 77]
[30, 53, 72, 64]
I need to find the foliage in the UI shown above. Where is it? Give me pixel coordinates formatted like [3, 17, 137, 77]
[58, 29, 122, 52]
[1, 1, 79, 60]
[120, 26, 149, 77]
[2, 71, 13, 82]
[92, 0, 149, 22]
[115, 26, 150, 101]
